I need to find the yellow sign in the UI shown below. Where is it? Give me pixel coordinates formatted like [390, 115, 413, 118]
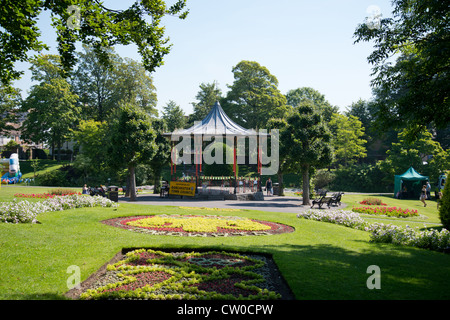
[169, 181, 196, 197]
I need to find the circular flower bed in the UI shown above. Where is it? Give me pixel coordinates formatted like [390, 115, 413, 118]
[79, 249, 284, 300]
[102, 214, 294, 237]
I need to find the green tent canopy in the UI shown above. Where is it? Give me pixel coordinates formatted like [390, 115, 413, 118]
[394, 167, 429, 199]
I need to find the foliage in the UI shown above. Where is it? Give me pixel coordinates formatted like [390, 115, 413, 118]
[20, 55, 80, 160]
[330, 162, 392, 193]
[354, 0, 450, 132]
[107, 103, 157, 200]
[359, 197, 386, 206]
[381, 127, 450, 183]
[161, 100, 187, 132]
[328, 113, 367, 166]
[189, 81, 223, 124]
[285, 87, 338, 122]
[281, 101, 333, 205]
[439, 172, 450, 229]
[203, 141, 237, 178]
[0, 0, 189, 87]
[222, 60, 289, 129]
[298, 209, 449, 252]
[311, 169, 335, 190]
[0, 84, 21, 135]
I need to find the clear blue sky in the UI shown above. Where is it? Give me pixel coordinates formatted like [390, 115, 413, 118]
[13, 0, 394, 115]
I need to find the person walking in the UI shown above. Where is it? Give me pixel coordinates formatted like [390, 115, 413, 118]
[420, 184, 427, 207]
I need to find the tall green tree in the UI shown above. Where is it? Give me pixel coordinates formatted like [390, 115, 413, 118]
[381, 127, 450, 183]
[73, 46, 158, 121]
[222, 61, 288, 129]
[107, 103, 157, 201]
[189, 81, 222, 124]
[72, 45, 121, 121]
[281, 102, 334, 205]
[114, 58, 158, 116]
[148, 118, 171, 194]
[354, 0, 449, 133]
[0, 0, 189, 88]
[0, 84, 21, 135]
[285, 87, 338, 122]
[21, 55, 80, 161]
[328, 113, 367, 166]
[346, 98, 398, 162]
[162, 100, 187, 132]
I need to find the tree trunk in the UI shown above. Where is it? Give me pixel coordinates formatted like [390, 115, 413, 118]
[277, 169, 284, 196]
[57, 140, 62, 162]
[302, 164, 310, 206]
[153, 167, 162, 194]
[129, 164, 137, 201]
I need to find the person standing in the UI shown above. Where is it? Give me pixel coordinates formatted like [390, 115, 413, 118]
[265, 178, 273, 196]
[420, 184, 427, 207]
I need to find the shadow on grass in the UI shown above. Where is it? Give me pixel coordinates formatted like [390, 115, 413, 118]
[240, 242, 450, 300]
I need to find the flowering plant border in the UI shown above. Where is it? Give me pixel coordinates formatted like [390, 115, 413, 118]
[298, 209, 450, 252]
[80, 249, 282, 300]
[1, 194, 118, 224]
[101, 214, 294, 237]
[352, 206, 418, 217]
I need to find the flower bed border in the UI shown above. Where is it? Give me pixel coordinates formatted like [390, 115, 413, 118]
[70, 248, 294, 300]
[102, 214, 295, 237]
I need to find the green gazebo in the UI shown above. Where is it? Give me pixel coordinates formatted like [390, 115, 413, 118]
[394, 167, 429, 199]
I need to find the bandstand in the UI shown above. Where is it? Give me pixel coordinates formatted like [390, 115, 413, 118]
[163, 101, 268, 200]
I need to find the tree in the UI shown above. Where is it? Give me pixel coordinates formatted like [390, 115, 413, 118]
[162, 100, 187, 132]
[282, 102, 334, 205]
[72, 45, 121, 122]
[21, 55, 80, 161]
[114, 58, 158, 116]
[354, 0, 450, 133]
[222, 61, 288, 129]
[328, 113, 367, 166]
[0, 84, 21, 135]
[107, 103, 157, 201]
[72, 46, 158, 121]
[346, 98, 398, 162]
[285, 87, 338, 122]
[189, 82, 222, 124]
[0, 0, 189, 88]
[147, 118, 171, 194]
[381, 127, 450, 183]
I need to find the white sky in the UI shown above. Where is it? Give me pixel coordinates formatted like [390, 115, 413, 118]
[12, 0, 394, 116]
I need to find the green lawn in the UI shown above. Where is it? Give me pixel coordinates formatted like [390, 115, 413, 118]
[1, 186, 449, 300]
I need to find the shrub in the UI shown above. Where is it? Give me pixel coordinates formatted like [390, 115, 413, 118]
[1, 194, 118, 224]
[439, 174, 450, 229]
[298, 209, 450, 252]
[359, 197, 387, 205]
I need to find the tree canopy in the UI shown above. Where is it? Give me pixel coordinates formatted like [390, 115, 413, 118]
[222, 61, 288, 130]
[0, 0, 189, 87]
[354, 0, 449, 132]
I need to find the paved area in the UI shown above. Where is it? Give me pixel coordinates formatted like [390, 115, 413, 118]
[118, 193, 348, 214]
